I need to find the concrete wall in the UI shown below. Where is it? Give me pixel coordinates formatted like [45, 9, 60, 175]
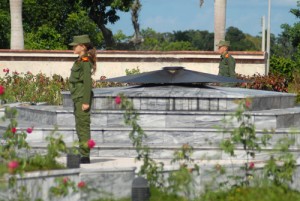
[0, 50, 266, 80]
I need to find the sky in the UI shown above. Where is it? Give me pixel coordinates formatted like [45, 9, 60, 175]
[108, 0, 299, 37]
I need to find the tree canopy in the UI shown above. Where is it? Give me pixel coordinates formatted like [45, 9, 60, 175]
[269, 1, 300, 79]
[80, 0, 135, 49]
[0, 0, 299, 55]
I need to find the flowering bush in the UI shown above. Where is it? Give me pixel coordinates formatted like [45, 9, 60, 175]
[0, 69, 69, 105]
[49, 177, 78, 197]
[236, 73, 288, 92]
[0, 84, 91, 199]
[49, 176, 86, 198]
[0, 68, 124, 105]
[287, 70, 300, 103]
[115, 94, 300, 201]
[116, 94, 201, 199]
[217, 99, 297, 189]
[114, 94, 164, 187]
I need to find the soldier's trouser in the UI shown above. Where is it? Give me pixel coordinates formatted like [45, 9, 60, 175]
[73, 98, 91, 157]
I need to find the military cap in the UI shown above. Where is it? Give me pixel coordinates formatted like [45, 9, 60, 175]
[69, 35, 91, 46]
[216, 40, 230, 47]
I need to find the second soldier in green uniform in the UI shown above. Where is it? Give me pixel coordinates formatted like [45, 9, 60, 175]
[216, 40, 236, 86]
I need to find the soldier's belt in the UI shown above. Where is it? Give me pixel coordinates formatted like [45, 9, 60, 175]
[70, 82, 83, 88]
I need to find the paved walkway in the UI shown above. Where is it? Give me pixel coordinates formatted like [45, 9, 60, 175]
[57, 156, 268, 172]
[57, 156, 171, 172]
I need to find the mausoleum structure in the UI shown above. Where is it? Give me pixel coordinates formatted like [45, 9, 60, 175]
[1, 66, 300, 199]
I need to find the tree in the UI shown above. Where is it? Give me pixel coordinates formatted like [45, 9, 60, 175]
[173, 30, 214, 50]
[81, 0, 135, 49]
[10, 0, 24, 49]
[269, 1, 300, 78]
[290, 0, 300, 18]
[130, 0, 143, 46]
[200, 0, 227, 51]
[273, 1, 300, 58]
[62, 10, 104, 49]
[22, 0, 78, 49]
[22, 0, 103, 49]
[23, 0, 77, 33]
[0, 0, 10, 48]
[25, 25, 66, 50]
[226, 26, 257, 51]
[138, 28, 169, 50]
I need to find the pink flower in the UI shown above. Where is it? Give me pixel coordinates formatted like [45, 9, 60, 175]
[63, 177, 69, 184]
[13, 71, 19, 75]
[87, 139, 96, 149]
[3, 68, 9, 73]
[249, 162, 255, 169]
[8, 160, 19, 170]
[26, 127, 33, 134]
[245, 100, 251, 109]
[77, 181, 86, 188]
[0, 85, 5, 95]
[11, 127, 17, 134]
[115, 96, 121, 105]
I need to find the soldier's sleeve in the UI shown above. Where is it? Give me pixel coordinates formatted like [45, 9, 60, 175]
[228, 56, 236, 78]
[81, 61, 92, 104]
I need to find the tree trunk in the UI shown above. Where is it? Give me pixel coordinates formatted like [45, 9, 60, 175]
[99, 24, 115, 49]
[10, 0, 24, 49]
[214, 0, 226, 51]
[130, 0, 143, 45]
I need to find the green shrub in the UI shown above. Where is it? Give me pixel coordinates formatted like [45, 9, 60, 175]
[92, 198, 130, 201]
[125, 67, 141, 75]
[270, 56, 296, 81]
[287, 70, 300, 103]
[149, 187, 187, 201]
[197, 185, 300, 201]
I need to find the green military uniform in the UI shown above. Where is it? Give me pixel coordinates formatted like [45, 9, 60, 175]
[218, 51, 236, 78]
[69, 55, 93, 158]
[68, 35, 93, 160]
[217, 40, 236, 87]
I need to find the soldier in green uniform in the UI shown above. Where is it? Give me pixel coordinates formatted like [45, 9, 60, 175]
[216, 40, 236, 86]
[69, 35, 97, 164]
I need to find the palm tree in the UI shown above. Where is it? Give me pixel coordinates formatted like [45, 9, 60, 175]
[214, 0, 227, 51]
[200, 0, 227, 51]
[10, 0, 24, 49]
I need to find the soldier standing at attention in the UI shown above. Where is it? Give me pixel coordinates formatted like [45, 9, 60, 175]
[69, 35, 96, 164]
[216, 40, 236, 86]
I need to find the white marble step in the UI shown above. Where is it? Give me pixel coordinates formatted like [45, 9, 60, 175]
[1, 119, 298, 160]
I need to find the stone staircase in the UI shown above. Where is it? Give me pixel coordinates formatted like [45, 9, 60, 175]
[1, 85, 300, 161]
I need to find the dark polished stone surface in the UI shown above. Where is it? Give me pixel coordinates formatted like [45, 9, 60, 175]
[62, 85, 295, 111]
